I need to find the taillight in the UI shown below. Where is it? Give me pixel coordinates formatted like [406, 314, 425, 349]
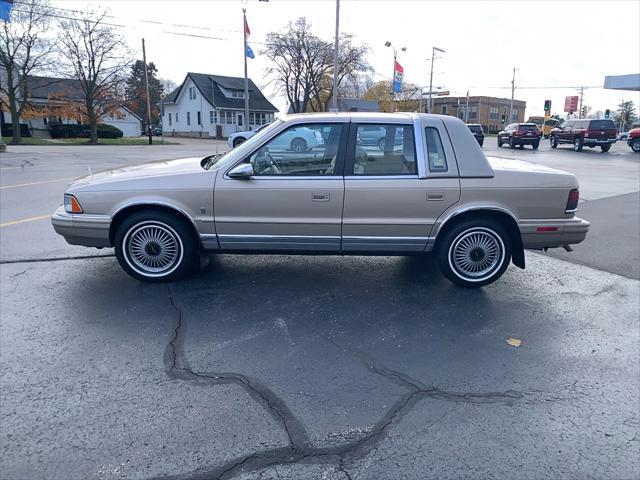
[584, 131, 590, 137]
[565, 189, 579, 213]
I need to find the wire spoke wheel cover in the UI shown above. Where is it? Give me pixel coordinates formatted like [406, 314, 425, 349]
[123, 221, 183, 277]
[448, 227, 505, 282]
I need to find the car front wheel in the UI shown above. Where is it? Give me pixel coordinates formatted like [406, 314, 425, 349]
[509, 137, 516, 148]
[233, 137, 246, 147]
[436, 219, 512, 288]
[114, 210, 198, 282]
[550, 135, 558, 148]
[532, 141, 539, 150]
[600, 145, 611, 152]
[632, 138, 640, 152]
[291, 137, 308, 153]
[497, 137, 503, 147]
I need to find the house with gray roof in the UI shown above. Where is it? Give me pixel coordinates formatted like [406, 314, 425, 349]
[161, 72, 278, 138]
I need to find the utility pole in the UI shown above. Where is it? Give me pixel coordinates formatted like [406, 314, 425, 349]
[508, 66, 516, 125]
[384, 41, 405, 113]
[242, 7, 250, 130]
[578, 86, 584, 119]
[427, 46, 445, 113]
[465, 90, 470, 123]
[142, 38, 153, 145]
[331, 0, 340, 112]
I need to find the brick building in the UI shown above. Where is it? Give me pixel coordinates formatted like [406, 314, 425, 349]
[430, 96, 526, 133]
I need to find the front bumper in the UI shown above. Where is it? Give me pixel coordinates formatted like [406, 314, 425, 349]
[519, 217, 590, 250]
[51, 206, 112, 247]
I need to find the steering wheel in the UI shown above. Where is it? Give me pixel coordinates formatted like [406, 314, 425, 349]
[264, 150, 282, 174]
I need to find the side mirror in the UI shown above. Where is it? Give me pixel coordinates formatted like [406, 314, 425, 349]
[228, 163, 254, 179]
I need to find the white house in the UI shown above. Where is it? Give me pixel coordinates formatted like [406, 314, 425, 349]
[161, 72, 278, 138]
[0, 73, 142, 137]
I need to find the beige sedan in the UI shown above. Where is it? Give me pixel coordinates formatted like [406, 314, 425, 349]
[52, 113, 589, 287]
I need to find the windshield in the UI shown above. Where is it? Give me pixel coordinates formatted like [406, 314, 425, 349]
[201, 119, 283, 170]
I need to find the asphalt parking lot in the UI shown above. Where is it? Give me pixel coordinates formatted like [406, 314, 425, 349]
[1, 139, 639, 479]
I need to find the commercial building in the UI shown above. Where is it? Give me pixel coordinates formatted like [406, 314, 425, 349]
[430, 96, 526, 133]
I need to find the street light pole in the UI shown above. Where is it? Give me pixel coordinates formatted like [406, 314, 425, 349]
[242, 7, 250, 130]
[385, 41, 405, 113]
[331, 0, 340, 112]
[508, 65, 517, 124]
[427, 46, 445, 113]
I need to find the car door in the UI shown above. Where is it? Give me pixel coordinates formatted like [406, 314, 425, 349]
[559, 120, 573, 143]
[341, 118, 460, 252]
[214, 122, 347, 251]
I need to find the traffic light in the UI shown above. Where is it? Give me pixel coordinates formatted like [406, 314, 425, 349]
[581, 106, 588, 118]
[501, 113, 506, 123]
[544, 99, 551, 113]
[605, 109, 610, 118]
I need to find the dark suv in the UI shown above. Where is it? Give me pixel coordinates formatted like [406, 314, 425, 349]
[550, 119, 617, 152]
[497, 123, 541, 149]
[466, 124, 485, 146]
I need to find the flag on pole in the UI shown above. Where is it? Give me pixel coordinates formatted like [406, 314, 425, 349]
[0, 0, 14, 22]
[393, 61, 404, 93]
[244, 16, 255, 59]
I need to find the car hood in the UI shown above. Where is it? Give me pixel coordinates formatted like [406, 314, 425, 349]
[69, 157, 204, 187]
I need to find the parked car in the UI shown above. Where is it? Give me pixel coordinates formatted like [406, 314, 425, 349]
[153, 127, 162, 136]
[497, 123, 541, 149]
[356, 125, 403, 150]
[619, 121, 640, 141]
[627, 127, 640, 152]
[52, 113, 589, 287]
[549, 119, 617, 152]
[227, 124, 271, 148]
[466, 124, 485, 146]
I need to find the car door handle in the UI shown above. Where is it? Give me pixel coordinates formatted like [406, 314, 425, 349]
[427, 192, 445, 201]
[312, 192, 329, 202]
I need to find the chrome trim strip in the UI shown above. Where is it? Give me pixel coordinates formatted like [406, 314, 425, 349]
[218, 234, 340, 240]
[413, 115, 427, 179]
[217, 234, 340, 251]
[226, 175, 343, 180]
[199, 233, 220, 250]
[344, 175, 420, 180]
[343, 236, 432, 242]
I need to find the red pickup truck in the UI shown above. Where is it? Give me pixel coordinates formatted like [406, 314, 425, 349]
[628, 128, 640, 152]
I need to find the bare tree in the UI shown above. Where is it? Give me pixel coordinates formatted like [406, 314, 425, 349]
[57, 10, 130, 144]
[0, 0, 54, 144]
[264, 18, 369, 113]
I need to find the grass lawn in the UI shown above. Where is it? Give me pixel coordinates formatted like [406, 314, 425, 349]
[2, 136, 178, 146]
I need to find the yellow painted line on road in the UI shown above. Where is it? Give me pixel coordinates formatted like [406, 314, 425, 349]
[0, 214, 51, 228]
[0, 178, 70, 190]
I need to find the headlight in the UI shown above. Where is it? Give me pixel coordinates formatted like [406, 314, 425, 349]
[64, 194, 84, 214]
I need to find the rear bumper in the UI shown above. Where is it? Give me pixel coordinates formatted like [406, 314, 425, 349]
[519, 217, 590, 249]
[51, 206, 112, 247]
[513, 137, 541, 144]
[583, 138, 616, 146]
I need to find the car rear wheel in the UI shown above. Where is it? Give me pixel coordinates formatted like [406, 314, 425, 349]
[600, 145, 611, 152]
[497, 137, 503, 147]
[509, 137, 515, 149]
[233, 137, 246, 147]
[114, 210, 198, 282]
[573, 137, 583, 152]
[291, 137, 308, 153]
[550, 135, 558, 148]
[436, 219, 511, 288]
[532, 141, 539, 150]
[632, 138, 640, 152]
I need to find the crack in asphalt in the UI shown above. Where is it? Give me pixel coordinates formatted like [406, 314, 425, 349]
[0, 253, 115, 264]
[153, 286, 536, 480]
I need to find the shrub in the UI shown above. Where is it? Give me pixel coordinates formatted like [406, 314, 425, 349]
[49, 124, 123, 139]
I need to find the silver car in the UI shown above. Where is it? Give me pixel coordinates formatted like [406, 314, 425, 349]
[52, 113, 589, 287]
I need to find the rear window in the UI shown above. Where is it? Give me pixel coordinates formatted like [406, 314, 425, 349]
[467, 125, 482, 133]
[517, 124, 539, 132]
[588, 120, 616, 130]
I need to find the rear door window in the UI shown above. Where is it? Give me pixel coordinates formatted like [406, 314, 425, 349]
[351, 124, 416, 176]
[425, 127, 448, 172]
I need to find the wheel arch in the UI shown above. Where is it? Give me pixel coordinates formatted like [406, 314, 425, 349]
[433, 207, 525, 269]
[109, 202, 200, 246]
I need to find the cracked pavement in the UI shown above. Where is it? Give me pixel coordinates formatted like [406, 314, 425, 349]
[1, 253, 638, 479]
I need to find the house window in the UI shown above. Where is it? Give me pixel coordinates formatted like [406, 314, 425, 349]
[230, 90, 244, 98]
[249, 112, 254, 126]
[511, 109, 518, 121]
[210, 110, 216, 124]
[441, 105, 447, 115]
[468, 105, 478, 120]
[188, 87, 197, 100]
[221, 111, 235, 125]
[187, 112, 191, 126]
[237, 113, 243, 127]
[197, 111, 201, 125]
[169, 113, 172, 126]
[489, 106, 499, 120]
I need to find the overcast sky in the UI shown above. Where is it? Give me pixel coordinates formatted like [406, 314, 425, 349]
[53, 0, 640, 117]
